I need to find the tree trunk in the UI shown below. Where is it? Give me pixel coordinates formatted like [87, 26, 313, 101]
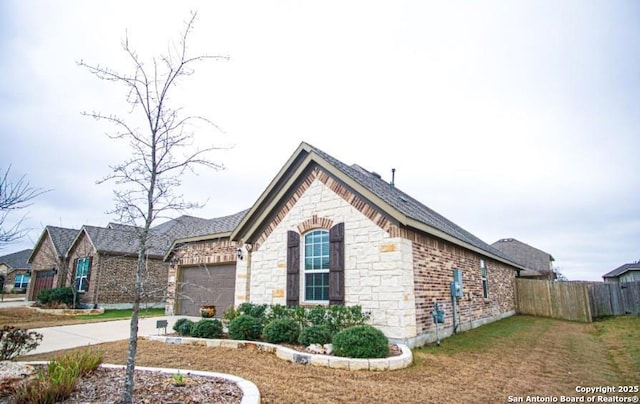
[122, 252, 145, 403]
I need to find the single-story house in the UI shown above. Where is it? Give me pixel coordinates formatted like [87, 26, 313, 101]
[602, 261, 640, 283]
[64, 224, 172, 309]
[0, 249, 32, 293]
[27, 226, 78, 300]
[165, 142, 525, 347]
[491, 238, 556, 280]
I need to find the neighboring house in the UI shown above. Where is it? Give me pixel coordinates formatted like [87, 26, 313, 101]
[165, 210, 248, 316]
[27, 226, 79, 301]
[0, 249, 32, 293]
[491, 238, 556, 280]
[65, 225, 170, 309]
[165, 142, 524, 347]
[602, 261, 640, 283]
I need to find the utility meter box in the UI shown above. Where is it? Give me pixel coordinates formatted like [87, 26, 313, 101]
[432, 302, 445, 324]
[451, 268, 464, 298]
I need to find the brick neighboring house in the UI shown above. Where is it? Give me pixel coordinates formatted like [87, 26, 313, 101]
[491, 238, 556, 280]
[167, 142, 524, 347]
[27, 226, 78, 301]
[0, 249, 32, 293]
[164, 211, 248, 317]
[602, 261, 640, 283]
[65, 225, 170, 309]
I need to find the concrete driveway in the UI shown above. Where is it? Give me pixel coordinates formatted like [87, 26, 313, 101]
[29, 315, 201, 355]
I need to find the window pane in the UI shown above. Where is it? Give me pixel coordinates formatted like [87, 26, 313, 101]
[305, 273, 329, 301]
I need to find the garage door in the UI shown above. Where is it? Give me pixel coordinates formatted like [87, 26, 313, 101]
[177, 264, 236, 317]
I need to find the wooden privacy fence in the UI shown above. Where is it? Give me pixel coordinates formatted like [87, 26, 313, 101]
[515, 279, 640, 322]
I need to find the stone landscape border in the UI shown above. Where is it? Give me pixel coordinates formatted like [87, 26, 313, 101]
[146, 335, 413, 371]
[17, 361, 260, 404]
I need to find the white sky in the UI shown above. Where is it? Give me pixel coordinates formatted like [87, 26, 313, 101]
[1, 1, 638, 281]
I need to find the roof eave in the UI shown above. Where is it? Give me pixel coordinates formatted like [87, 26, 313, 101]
[163, 231, 232, 261]
[405, 218, 525, 271]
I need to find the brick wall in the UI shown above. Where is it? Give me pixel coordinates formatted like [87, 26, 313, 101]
[27, 235, 68, 300]
[67, 232, 168, 307]
[165, 238, 238, 315]
[410, 229, 517, 346]
[90, 254, 168, 306]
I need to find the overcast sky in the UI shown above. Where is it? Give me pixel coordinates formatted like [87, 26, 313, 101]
[1, 1, 638, 281]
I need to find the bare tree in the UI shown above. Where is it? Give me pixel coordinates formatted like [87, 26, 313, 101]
[78, 12, 226, 403]
[0, 166, 46, 249]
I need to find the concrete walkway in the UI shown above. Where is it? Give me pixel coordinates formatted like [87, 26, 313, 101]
[29, 315, 201, 355]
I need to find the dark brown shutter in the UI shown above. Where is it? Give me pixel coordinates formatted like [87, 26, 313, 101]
[72, 258, 78, 288]
[286, 231, 300, 306]
[329, 223, 345, 305]
[86, 256, 93, 285]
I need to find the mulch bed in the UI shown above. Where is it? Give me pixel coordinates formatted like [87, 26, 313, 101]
[0, 365, 243, 404]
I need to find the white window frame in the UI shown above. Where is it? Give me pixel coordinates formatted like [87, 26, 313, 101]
[480, 259, 489, 299]
[14, 273, 30, 288]
[302, 229, 330, 303]
[75, 257, 91, 293]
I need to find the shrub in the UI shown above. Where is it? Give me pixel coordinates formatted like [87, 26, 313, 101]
[0, 326, 43, 360]
[228, 314, 262, 341]
[37, 287, 74, 307]
[323, 305, 371, 334]
[262, 318, 301, 344]
[298, 324, 333, 346]
[332, 325, 389, 359]
[190, 319, 223, 339]
[36, 289, 53, 305]
[172, 319, 194, 337]
[236, 303, 268, 322]
[307, 305, 327, 326]
[13, 349, 102, 403]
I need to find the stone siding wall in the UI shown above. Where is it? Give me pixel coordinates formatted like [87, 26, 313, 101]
[247, 169, 417, 340]
[165, 238, 238, 315]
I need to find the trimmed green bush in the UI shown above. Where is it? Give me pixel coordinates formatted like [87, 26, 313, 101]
[262, 318, 301, 344]
[332, 325, 389, 359]
[190, 319, 223, 339]
[228, 314, 262, 341]
[236, 303, 268, 322]
[172, 318, 194, 337]
[298, 324, 333, 346]
[37, 287, 74, 307]
[325, 305, 371, 334]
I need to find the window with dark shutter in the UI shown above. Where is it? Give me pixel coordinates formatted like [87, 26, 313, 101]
[286, 231, 300, 306]
[328, 222, 345, 305]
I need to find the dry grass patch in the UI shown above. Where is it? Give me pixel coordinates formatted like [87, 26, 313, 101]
[20, 315, 639, 403]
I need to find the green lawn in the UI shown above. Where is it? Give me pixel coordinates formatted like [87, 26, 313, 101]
[75, 307, 165, 320]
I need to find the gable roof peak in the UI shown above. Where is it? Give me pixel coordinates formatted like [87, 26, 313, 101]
[232, 141, 522, 269]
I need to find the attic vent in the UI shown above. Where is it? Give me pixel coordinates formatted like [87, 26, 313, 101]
[399, 196, 408, 203]
[371, 172, 382, 179]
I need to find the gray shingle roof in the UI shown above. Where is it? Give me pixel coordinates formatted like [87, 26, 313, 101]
[308, 144, 516, 263]
[47, 226, 80, 258]
[153, 210, 249, 242]
[491, 238, 554, 272]
[603, 262, 640, 278]
[0, 249, 32, 270]
[82, 210, 249, 258]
